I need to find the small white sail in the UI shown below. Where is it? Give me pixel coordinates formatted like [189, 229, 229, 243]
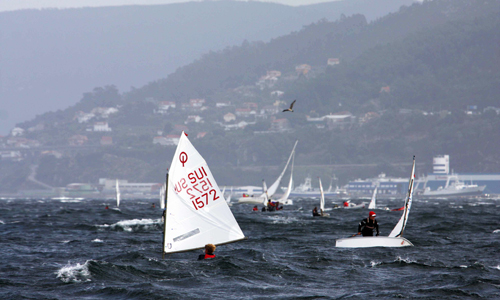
[277, 150, 294, 203]
[159, 183, 166, 210]
[319, 178, 325, 212]
[368, 187, 377, 210]
[115, 180, 121, 207]
[265, 140, 298, 198]
[389, 156, 416, 238]
[226, 187, 233, 204]
[163, 132, 246, 254]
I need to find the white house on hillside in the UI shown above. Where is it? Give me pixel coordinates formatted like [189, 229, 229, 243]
[93, 122, 112, 132]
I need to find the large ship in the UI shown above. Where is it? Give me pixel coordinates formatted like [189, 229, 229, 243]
[419, 174, 485, 198]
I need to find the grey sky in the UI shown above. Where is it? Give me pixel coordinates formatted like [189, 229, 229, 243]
[0, 0, 340, 11]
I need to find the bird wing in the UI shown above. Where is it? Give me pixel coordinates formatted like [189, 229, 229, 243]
[290, 100, 296, 109]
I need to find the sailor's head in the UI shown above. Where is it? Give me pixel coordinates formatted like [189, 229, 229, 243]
[369, 211, 376, 219]
[205, 244, 216, 255]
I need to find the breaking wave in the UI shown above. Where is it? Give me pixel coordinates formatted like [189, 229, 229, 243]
[97, 218, 161, 232]
[56, 261, 92, 283]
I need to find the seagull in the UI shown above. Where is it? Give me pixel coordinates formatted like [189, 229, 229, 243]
[282, 100, 296, 112]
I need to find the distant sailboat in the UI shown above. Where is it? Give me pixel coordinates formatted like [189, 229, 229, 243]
[159, 182, 166, 210]
[276, 149, 295, 205]
[318, 178, 329, 217]
[162, 132, 246, 255]
[336, 156, 416, 248]
[238, 140, 298, 204]
[368, 187, 377, 210]
[115, 180, 121, 207]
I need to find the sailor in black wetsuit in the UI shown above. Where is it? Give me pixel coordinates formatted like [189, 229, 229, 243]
[312, 207, 321, 217]
[357, 211, 379, 236]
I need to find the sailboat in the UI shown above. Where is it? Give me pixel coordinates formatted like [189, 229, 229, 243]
[318, 178, 330, 217]
[115, 180, 121, 207]
[159, 182, 166, 209]
[368, 187, 377, 210]
[336, 156, 415, 248]
[162, 132, 246, 255]
[276, 150, 295, 205]
[238, 140, 298, 205]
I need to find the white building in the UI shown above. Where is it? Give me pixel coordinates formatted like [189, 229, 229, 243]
[93, 122, 112, 132]
[433, 155, 450, 174]
[11, 127, 25, 136]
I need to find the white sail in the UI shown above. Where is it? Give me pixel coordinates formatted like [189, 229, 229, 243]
[389, 156, 416, 238]
[163, 132, 246, 254]
[226, 187, 233, 204]
[115, 180, 120, 207]
[159, 183, 166, 209]
[265, 140, 298, 198]
[278, 150, 294, 203]
[319, 178, 325, 212]
[368, 187, 377, 209]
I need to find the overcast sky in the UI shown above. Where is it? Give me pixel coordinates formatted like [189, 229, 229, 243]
[0, 0, 342, 11]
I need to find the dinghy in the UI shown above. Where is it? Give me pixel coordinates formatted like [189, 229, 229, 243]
[275, 149, 295, 206]
[238, 141, 297, 205]
[159, 182, 166, 209]
[162, 132, 246, 255]
[336, 156, 416, 248]
[116, 180, 121, 207]
[318, 178, 330, 217]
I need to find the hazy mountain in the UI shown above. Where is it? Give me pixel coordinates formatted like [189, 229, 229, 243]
[5, 0, 499, 193]
[0, 0, 415, 135]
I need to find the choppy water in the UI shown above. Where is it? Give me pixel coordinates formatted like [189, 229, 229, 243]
[1, 197, 499, 299]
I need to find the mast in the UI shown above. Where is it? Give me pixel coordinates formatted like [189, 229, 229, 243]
[162, 171, 169, 259]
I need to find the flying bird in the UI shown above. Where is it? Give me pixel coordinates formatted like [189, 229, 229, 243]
[282, 100, 296, 112]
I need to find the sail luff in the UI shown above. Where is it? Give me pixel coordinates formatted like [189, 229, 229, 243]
[278, 150, 295, 202]
[162, 172, 169, 259]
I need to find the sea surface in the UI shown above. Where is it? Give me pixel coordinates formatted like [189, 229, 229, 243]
[1, 196, 499, 299]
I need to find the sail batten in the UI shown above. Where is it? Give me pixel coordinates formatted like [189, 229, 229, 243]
[163, 132, 245, 254]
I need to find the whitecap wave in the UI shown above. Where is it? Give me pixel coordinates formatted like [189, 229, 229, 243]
[395, 256, 416, 264]
[0, 220, 4, 224]
[269, 215, 298, 224]
[370, 260, 381, 267]
[97, 218, 161, 232]
[92, 239, 103, 243]
[61, 240, 71, 244]
[493, 229, 500, 234]
[56, 261, 92, 283]
[490, 265, 500, 270]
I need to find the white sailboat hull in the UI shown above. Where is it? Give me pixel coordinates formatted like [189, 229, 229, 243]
[237, 197, 266, 205]
[335, 236, 413, 248]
